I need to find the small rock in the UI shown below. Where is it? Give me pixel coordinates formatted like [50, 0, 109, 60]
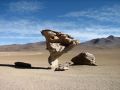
[14, 62, 32, 68]
[54, 63, 70, 71]
[54, 65, 65, 71]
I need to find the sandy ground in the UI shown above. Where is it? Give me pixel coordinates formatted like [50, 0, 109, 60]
[0, 48, 120, 90]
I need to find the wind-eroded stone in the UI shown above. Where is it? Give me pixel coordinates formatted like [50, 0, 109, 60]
[41, 29, 80, 69]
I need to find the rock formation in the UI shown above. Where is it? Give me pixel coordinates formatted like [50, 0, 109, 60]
[71, 52, 96, 66]
[41, 29, 80, 69]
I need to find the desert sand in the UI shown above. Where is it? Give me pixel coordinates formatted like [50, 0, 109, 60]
[0, 47, 120, 90]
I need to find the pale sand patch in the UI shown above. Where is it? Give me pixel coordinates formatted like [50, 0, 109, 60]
[0, 48, 120, 90]
[0, 52, 43, 56]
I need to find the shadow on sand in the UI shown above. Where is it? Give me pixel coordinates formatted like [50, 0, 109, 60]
[0, 62, 51, 70]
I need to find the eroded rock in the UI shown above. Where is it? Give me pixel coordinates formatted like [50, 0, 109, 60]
[71, 52, 96, 66]
[41, 29, 80, 69]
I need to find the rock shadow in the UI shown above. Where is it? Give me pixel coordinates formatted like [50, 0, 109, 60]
[0, 62, 51, 70]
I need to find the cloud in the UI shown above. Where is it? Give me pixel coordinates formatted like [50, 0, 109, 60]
[9, 1, 44, 12]
[39, 20, 120, 41]
[65, 26, 120, 41]
[62, 5, 120, 23]
[58, 4, 120, 41]
[40, 21, 79, 31]
[0, 19, 44, 40]
[0, 18, 120, 45]
[1, 1, 119, 45]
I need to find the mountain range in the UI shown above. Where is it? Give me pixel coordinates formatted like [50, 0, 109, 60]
[81, 35, 120, 47]
[0, 35, 119, 51]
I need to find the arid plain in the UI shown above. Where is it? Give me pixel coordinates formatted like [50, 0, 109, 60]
[0, 44, 120, 90]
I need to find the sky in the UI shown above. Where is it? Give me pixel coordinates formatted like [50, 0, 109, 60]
[0, 0, 120, 45]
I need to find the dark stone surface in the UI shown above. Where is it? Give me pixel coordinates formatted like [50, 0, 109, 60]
[71, 52, 96, 66]
[14, 62, 32, 68]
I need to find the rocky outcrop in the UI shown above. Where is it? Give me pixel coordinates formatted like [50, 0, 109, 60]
[71, 52, 96, 66]
[41, 29, 80, 69]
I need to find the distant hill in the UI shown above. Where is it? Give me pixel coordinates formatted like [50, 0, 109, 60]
[82, 35, 120, 48]
[0, 35, 119, 51]
[0, 42, 46, 52]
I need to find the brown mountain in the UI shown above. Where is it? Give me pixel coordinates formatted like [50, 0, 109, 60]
[82, 35, 120, 48]
[0, 35, 119, 51]
[0, 42, 46, 52]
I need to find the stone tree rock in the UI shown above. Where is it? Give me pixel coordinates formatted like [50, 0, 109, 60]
[41, 29, 80, 69]
[71, 52, 96, 66]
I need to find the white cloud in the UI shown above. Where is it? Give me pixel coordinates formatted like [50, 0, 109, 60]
[0, 19, 42, 38]
[65, 26, 120, 41]
[9, 1, 44, 12]
[38, 20, 120, 42]
[0, 19, 45, 45]
[0, 19, 120, 45]
[1, 2, 120, 45]
[62, 5, 120, 23]
[40, 21, 79, 32]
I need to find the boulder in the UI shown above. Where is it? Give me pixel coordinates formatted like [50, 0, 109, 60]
[14, 62, 32, 68]
[71, 52, 96, 66]
[41, 29, 80, 69]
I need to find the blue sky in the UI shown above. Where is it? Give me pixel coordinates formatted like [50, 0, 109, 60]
[0, 0, 120, 45]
